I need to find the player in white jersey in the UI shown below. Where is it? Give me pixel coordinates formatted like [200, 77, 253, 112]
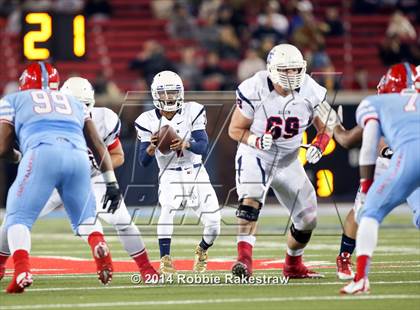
[228, 44, 333, 279]
[135, 71, 221, 274]
[0, 77, 158, 283]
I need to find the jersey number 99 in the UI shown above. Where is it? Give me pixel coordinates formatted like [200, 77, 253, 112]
[31, 91, 73, 115]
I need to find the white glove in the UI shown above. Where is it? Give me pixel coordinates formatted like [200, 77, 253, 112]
[306, 145, 322, 164]
[247, 133, 273, 150]
[316, 101, 342, 131]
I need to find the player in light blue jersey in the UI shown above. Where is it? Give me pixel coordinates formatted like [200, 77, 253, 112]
[0, 62, 122, 293]
[341, 63, 420, 294]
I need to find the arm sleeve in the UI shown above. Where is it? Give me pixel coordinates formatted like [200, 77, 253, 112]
[137, 141, 154, 167]
[188, 130, 209, 156]
[0, 98, 15, 125]
[359, 119, 381, 166]
[356, 98, 379, 128]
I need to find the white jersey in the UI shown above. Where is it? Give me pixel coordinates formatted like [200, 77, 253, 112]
[135, 102, 207, 170]
[236, 70, 326, 167]
[89, 107, 121, 175]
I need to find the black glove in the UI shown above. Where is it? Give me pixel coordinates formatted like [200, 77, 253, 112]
[380, 146, 393, 159]
[103, 182, 121, 214]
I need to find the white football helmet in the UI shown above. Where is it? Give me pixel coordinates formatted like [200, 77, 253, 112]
[151, 71, 184, 112]
[267, 44, 307, 90]
[61, 77, 95, 111]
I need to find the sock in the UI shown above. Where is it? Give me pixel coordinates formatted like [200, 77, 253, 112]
[87, 231, 106, 254]
[285, 249, 303, 266]
[355, 255, 370, 281]
[0, 252, 9, 266]
[12, 249, 30, 275]
[159, 238, 171, 258]
[199, 238, 212, 251]
[237, 235, 256, 247]
[356, 217, 379, 257]
[78, 217, 103, 242]
[131, 249, 153, 271]
[203, 222, 220, 245]
[286, 247, 304, 257]
[237, 241, 253, 262]
[117, 225, 145, 256]
[339, 234, 356, 255]
[7, 224, 31, 254]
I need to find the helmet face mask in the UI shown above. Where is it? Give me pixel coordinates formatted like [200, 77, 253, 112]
[19, 62, 60, 91]
[267, 44, 307, 90]
[61, 77, 95, 111]
[151, 71, 184, 112]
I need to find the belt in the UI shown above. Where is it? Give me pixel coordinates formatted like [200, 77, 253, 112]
[167, 163, 202, 171]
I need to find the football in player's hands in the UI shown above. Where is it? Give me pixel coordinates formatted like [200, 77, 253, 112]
[156, 125, 179, 154]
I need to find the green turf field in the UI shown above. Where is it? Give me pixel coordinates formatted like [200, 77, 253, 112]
[1, 208, 419, 310]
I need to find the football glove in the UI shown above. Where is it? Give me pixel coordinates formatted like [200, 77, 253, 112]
[306, 145, 322, 164]
[103, 182, 121, 214]
[248, 133, 273, 150]
[316, 101, 342, 131]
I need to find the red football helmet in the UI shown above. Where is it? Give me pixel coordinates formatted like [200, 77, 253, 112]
[377, 62, 418, 94]
[19, 62, 60, 91]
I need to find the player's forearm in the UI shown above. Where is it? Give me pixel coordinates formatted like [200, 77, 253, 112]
[188, 130, 209, 156]
[84, 120, 114, 173]
[0, 147, 21, 163]
[228, 126, 251, 144]
[333, 125, 363, 149]
[138, 141, 154, 167]
[111, 154, 124, 168]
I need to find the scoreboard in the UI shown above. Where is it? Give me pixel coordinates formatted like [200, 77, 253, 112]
[22, 12, 86, 61]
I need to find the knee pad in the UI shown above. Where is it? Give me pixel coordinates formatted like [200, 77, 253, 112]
[290, 223, 312, 244]
[236, 203, 261, 222]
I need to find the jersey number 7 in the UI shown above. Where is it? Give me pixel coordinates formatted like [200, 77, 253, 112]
[31, 90, 73, 115]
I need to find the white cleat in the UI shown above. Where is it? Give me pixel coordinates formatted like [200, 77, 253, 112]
[340, 277, 370, 295]
[336, 252, 355, 280]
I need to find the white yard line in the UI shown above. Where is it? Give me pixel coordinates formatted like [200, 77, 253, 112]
[8, 280, 420, 293]
[2, 294, 420, 309]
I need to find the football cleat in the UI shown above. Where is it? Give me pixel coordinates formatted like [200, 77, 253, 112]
[232, 261, 251, 279]
[340, 277, 370, 295]
[93, 242, 113, 285]
[159, 255, 176, 275]
[6, 271, 33, 294]
[283, 263, 324, 279]
[336, 252, 355, 280]
[140, 265, 160, 283]
[193, 245, 208, 273]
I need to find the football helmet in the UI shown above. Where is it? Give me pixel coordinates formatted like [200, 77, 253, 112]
[266, 44, 307, 90]
[61, 77, 95, 111]
[19, 61, 60, 91]
[151, 71, 184, 112]
[377, 62, 418, 94]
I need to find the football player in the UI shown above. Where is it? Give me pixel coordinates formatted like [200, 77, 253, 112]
[317, 63, 420, 281]
[135, 71, 221, 274]
[338, 63, 420, 294]
[228, 44, 333, 279]
[0, 76, 158, 284]
[0, 62, 120, 293]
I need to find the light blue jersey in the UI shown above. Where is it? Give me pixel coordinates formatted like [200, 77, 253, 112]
[356, 92, 420, 224]
[0, 89, 88, 154]
[356, 92, 420, 151]
[0, 89, 96, 233]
